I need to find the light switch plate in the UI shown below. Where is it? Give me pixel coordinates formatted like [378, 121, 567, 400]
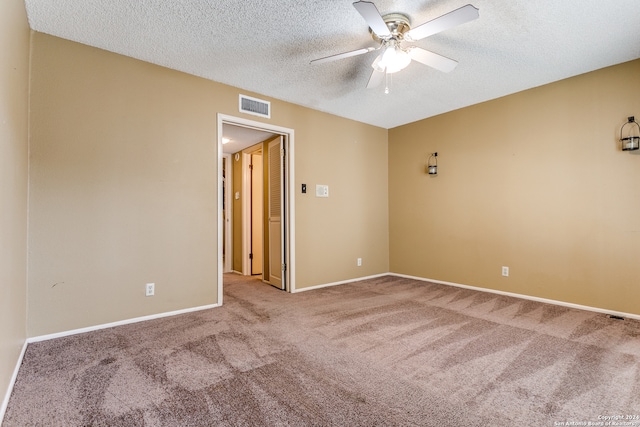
[316, 185, 329, 197]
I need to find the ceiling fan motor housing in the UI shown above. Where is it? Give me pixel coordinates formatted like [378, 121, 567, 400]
[371, 13, 411, 42]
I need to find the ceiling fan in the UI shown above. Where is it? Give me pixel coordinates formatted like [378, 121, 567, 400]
[311, 1, 479, 91]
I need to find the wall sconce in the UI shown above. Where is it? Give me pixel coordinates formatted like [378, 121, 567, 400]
[427, 152, 438, 175]
[620, 116, 640, 151]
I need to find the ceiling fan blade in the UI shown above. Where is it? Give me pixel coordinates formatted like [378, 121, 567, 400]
[353, 1, 391, 38]
[367, 69, 385, 88]
[408, 47, 458, 73]
[405, 4, 479, 41]
[311, 47, 376, 65]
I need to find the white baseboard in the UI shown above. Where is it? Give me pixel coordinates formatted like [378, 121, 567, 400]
[1, 303, 219, 424]
[4, 271, 637, 424]
[292, 273, 389, 293]
[390, 272, 640, 321]
[0, 340, 28, 424]
[27, 303, 220, 344]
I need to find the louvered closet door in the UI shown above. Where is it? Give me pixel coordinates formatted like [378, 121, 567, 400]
[268, 137, 284, 289]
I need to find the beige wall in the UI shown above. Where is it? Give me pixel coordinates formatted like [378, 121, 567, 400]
[296, 121, 389, 285]
[0, 0, 30, 410]
[28, 33, 389, 336]
[389, 59, 640, 315]
[28, 34, 220, 336]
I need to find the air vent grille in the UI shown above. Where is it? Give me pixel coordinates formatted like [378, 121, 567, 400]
[239, 95, 271, 119]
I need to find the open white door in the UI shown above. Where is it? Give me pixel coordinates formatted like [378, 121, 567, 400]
[268, 136, 285, 289]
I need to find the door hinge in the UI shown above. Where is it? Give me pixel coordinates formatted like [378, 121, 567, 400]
[249, 253, 253, 260]
[249, 164, 253, 170]
[280, 148, 286, 158]
[282, 263, 286, 272]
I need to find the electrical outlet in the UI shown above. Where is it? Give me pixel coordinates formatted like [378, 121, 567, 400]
[501, 266, 509, 277]
[357, 258, 362, 267]
[146, 283, 155, 296]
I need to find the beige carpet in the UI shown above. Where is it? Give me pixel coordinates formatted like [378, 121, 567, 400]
[4, 274, 640, 426]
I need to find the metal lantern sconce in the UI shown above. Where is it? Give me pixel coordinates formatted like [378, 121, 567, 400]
[427, 152, 438, 175]
[620, 116, 640, 151]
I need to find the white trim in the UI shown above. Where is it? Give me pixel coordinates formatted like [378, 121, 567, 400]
[217, 115, 224, 306]
[292, 273, 389, 293]
[286, 134, 295, 293]
[222, 153, 232, 273]
[27, 303, 219, 344]
[0, 341, 28, 424]
[4, 272, 636, 423]
[0, 303, 219, 422]
[390, 273, 640, 321]
[293, 271, 640, 320]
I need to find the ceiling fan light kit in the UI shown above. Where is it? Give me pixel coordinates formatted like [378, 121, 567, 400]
[372, 41, 411, 74]
[311, 1, 479, 92]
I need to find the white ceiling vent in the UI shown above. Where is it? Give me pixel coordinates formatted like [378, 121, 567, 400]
[239, 95, 271, 119]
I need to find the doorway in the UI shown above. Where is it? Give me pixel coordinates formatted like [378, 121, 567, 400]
[217, 114, 295, 304]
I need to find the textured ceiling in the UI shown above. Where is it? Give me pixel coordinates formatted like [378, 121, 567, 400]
[222, 124, 277, 154]
[24, 0, 640, 129]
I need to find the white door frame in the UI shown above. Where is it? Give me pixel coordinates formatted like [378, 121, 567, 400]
[217, 113, 295, 305]
[223, 153, 232, 273]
